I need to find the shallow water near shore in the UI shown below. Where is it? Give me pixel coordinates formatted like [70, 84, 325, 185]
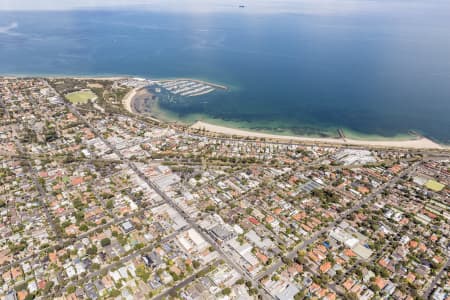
[143, 95, 418, 142]
[1, 5, 450, 143]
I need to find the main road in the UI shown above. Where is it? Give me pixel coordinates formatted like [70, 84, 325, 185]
[61, 94, 273, 299]
[53, 86, 424, 298]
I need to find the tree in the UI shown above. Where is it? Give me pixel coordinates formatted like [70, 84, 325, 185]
[222, 288, 231, 296]
[370, 283, 380, 292]
[344, 292, 359, 300]
[74, 211, 84, 222]
[86, 245, 97, 256]
[100, 238, 111, 247]
[205, 205, 216, 212]
[106, 199, 114, 209]
[294, 290, 306, 300]
[79, 224, 88, 231]
[136, 264, 150, 282]
[25, 294, 36, 300]
[192, 260, 201, 269]
[43, 281, 54, 294]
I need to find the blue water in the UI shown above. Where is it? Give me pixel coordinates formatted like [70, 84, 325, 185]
[1, 6, 449, 143]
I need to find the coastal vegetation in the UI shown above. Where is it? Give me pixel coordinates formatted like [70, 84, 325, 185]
[49, 78, 131, 113]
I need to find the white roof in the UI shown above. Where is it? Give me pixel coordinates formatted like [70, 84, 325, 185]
[229, 239, 253, 256]
[110, 270, 122, 282]
[233, 224, 244, 235]
[178, 236, 193, 252]
[345, 238, 359, 249]
[187, 229, 208, 249]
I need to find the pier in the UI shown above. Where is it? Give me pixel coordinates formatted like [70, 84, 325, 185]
[338, 128, 346, 141]
[175, 78, 228, 90]
[156, 78, 227, 98]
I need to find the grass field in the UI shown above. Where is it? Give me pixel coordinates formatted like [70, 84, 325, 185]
[65, 90, 97, 104]
[425, 180, 445, 192]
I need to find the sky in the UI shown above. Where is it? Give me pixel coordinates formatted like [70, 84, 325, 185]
[0, 0, 444, 15]
[0, 0, 355, 12]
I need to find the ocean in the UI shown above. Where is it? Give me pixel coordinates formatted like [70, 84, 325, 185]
[1, 4, 449, 143]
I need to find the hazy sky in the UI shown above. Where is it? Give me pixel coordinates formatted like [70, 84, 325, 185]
[0, 0, 357, 11]
[0, 0, 440, 14]
[5, 0, 276, 11]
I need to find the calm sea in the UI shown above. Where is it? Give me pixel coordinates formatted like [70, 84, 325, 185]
[1, 5, 449, 143]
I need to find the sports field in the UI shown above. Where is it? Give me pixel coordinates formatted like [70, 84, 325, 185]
[65, 90, 97, 104]
[425, 180, 445, 192]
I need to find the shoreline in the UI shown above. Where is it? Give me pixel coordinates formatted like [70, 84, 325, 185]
[125, 86, 446, 149]
[122, 87, 143, 114]
[2, 74, 447, 149]
[190, 121, 445, 150]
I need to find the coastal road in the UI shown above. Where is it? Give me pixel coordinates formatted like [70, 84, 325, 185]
[188, 131, 448, 156]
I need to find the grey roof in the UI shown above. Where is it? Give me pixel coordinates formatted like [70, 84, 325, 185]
[275, 284, 300, 300]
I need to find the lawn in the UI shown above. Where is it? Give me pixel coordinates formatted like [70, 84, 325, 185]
[425, 180, 445, 192]
[65, 90, 97, 104]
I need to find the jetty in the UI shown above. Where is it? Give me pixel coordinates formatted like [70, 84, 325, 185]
[338, 128, 346, 141]
[156, 78, 227, 98]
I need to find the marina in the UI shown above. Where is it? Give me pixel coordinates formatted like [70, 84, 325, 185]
[1, 1, 450, 299]
[155, 79, 227, 98]
[1, 8, 449, 143]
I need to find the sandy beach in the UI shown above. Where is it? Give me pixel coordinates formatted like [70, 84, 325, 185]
[191, 121, 445, 150]
[122, 87, 140, 113]
[115, 78, 445, 150]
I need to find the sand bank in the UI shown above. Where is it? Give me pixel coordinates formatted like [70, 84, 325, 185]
[191, 121, 444, 150]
